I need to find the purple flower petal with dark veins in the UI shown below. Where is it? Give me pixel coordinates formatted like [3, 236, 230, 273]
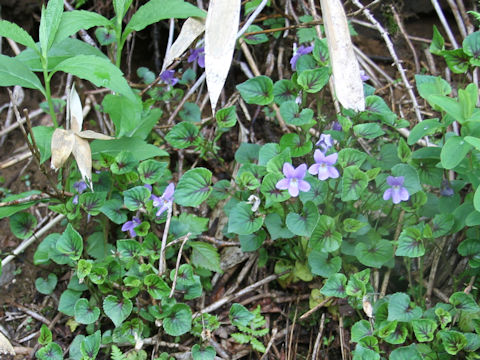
[152, 183, 175, 217]
[275, 163, 311, 197]
[160, 70, 178, 86]
[122, 217, 141, 238]
[315, 134, 333, 153]
[290, 44, 314, 70]
[188, 47, 205, 68]
[308, 150, 340, 181]
[383, 176, 410, 204]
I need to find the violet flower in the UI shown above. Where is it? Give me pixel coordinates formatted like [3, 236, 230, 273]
[275, 163, 311, 197]
[188, 47, 205, 68]
[440, 179, 454, 197]
[122, 217, 141, 238]
[308, 150, 340, 181]
[316, 134, 333, 153]
[360, 70, 370, 82]
[144, 184, 153, 192]
[151, 183, 175, 217]
[160, 70, 178, 86]
[383, 176, 409, 204]
[290, 44, 313, 70]
[332, 121, 342, 132]
[72, 180, 87, 205]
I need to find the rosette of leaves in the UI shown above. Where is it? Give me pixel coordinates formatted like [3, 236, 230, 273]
[51, 85, 112, 187]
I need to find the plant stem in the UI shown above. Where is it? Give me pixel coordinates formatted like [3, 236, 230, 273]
[42, 61, 57, 127]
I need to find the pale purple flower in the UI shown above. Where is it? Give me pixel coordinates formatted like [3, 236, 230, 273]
[308, 150, 340, 181]
[144, 184, 152, 192]
[290, 44, 313, 70]
[122, 217, 141, 237]
[275, 163, 311, 197]
[160, 70, 178, 86]
[360, 70, 370, 82]
[188, 47, 205, 68]
[151, 183, 175, 217]
[383, 176, 409, 204]
[315, 134, 333, 153]
[440, 179, 454, 197]
[72, 180, 87, 205]
[332, 121, 342, 132]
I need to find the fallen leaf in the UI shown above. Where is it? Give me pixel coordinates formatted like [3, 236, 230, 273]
[0, 331, 15, 356]
[51, 84, 112, 188]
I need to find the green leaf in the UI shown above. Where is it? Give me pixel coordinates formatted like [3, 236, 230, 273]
[0, 54, 45, 94]
[36, 342, 63, 360]
[391, 163, 421, 195]
[79, 192, 107, 215]
[102, 93, 141, 137]
[384, 322, 408, 345]
[273, 79, 298, 104]
[408, 119, 443, 145]
[35, 273, 57, 295]
[297, 67, 330, 93]
[260, 173, 290, 204]
[396, 227, 425, 258]
[191, 344, 216, 360]
[264, 213, 294, 240]
[80, 330, 101, 360]
[235, 143, 261, 164]
[31, 126, 54, 164]
[458, 238, 480, 268]
[10, 211, 37, 239]
[387, 292, 422, 322]
[0, 20, 38, 52]
[352, 344, 380, 360]
[320, 273, 347, 298]
[310, 215, 342, 252]
[430, 25, 444, 55]
[279, 101, 314, 126]
[449, 292, 480, 313]
[123, 186, 151, 211]
[91, 137, 169, 161]
[103, 295, 133, 327]
[243, 24, 268, 44]
[38, 324, 52, 345]
[239, 230, 266, 252]
[229, 303, 254, 327]
[438, 330, 467, 355]
[308, 250, 341, 278]
[346, 276, 366, 298]
[353, 123, 385, 139]
[389, 344, 422, 360]
[355, 240, 393, 268]
[338, 148, 367, 168]
[100, 199, 127, 225]
[441, 136, 472, 169]
[163, 303, 192, 336]
[175, 168, 212, 207]
[74, 298, 100, 325]
[412, 319, 437, 342]
[463, 31, 480, 65]
[286, 201, 319, 237]
[52, 55, 135, 101]
[111, 151, 137, 175]
[343, 218, 368, 233]
[351, 320, 372, 342]
[124, 0, 205, 37]
[144, 274, 170, 299]
[179, 102, 201, 123]
[165, 121, 200, 149]
[464, 332, 480, 352]
[341, 166, 368, 201]
[138, 160, 168, 184]
[361, 95, 397, 125]
[56, 224, 83, 261]
[442, 48, 470, 73]
[279, 133, 313, 157]
[236, 75, 274, 105]
[228, 201, 263, 235]
[216, 106, 237, 128]
[377, 320, 397, 339]
[39, 0, 63, 55]
[76, 259, 92, 281]
[53, 10, 111, 45]
[190, 241, 222, 273]
[58, 289, 82, 316]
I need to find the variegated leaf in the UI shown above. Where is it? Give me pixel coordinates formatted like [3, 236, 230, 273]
[205, 0, 241, 113]
[162, 16, 206, 71]
[320, 0, 365, 111]
[50, 128, 75, 170]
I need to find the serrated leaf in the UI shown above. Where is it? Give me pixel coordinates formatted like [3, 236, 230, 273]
[0, 20, 38, 51]
[53, 10, 110, 45]
[190, 241, 222, 272]
[0, 54, 45, 95]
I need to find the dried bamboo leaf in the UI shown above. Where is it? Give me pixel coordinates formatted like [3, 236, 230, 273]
[50, 128, 75, 170]
[77, 130, 114, 140]
[205, 0, 241, 113]
[0, 331, 15, 355]
[162, 16, 206, 72]
[69, 84, 83, 133]
[72, 135, 92, 186]
[320, 0, 365, 111]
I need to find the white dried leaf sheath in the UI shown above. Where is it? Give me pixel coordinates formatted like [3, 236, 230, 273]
[69, 84, 83, 133]
[205, 0, 241, 113]
[320, 0, 365, 111]
[51, 128, 75, 170]
[162, 16, 206, 71]
[72, 136, 92, 187]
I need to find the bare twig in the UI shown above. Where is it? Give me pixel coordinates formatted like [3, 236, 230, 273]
[311, 313, 326, 360]
[158, 205, 173, 275]
[299, 297, 332, 320]
[426, 236, 447, 302]
[390, 4, 420, 73]
[260, 327, 278, 360]
[169, 232, 192, 298]
[431, 0, 459, 48]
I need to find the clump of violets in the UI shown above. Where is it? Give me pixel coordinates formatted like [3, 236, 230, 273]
[290, 43, 313, 70]
[122, 217, 141, 237]
[188, 46, 205, 68]
[315, 134, 333, 153]
[72, 180, 87, 205]
[160, 70, 178, 87]
[275, 163, 311, 197]
[151, 183, 175, 217]
[383, 176, 409, 204]
[308, 150, 340, 180]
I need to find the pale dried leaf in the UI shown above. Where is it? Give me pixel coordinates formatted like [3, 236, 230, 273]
[0, 331, 15, 355]
[162, 16, 206, 72]
[72, 135, 92, 187]
[320, 0, 365, 111]
[77, 130, 114, 140]
[362, 296, 373, 318]
[69, 84, 83, 133]
[205, 0, 241, 113]
[51, 128, 75, 170]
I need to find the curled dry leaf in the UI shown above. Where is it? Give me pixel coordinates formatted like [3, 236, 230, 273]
[205, 0, 241, 113]
[162, 16, 206, 72]
[0, 331, 15, 355]
[320, 0, 365, 111]
[51, 85, 113, 188]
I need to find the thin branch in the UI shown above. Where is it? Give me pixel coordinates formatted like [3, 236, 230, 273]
[169, 232, 191, 298]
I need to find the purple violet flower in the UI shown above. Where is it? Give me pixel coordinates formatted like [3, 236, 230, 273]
[440, 179, 454, 197]
[72, 180, 87, 205]
[332, 121, 342, 132]
[308, 150, 340, 181]
[383, 176, 410, 204]
[160, 70, 178, 86]
[151, 183, 175, 217]
[122, 217, 141, 238]
[290, 44, 314, 70]
[188, 47, 205, 68]
[144, 184, 153, 192]
[315, 134, 333, 153]
[360, 70, 370, 82]
[275, 163, 311, 197]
